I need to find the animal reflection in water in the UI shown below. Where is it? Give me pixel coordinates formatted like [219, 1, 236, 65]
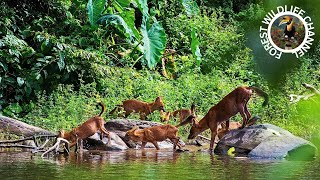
[53, 150, 181, 165]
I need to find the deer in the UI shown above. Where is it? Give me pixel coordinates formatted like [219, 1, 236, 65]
[179, 86, 268, 151]
[172, 103, 196, 123]
[125, 124, 184, 150]
[109, 96, 165, 120]
[58, 102, 111, 152]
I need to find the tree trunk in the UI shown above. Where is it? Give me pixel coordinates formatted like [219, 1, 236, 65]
[0, 115, 54, 137]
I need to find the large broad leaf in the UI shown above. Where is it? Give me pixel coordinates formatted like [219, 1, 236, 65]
[97, 14, 137, 43]
[112, 0, 131, 11]
[141, 17, 167, 69]
[134, 0, 149, 17]
[119, 9, 141, 40]
[181, 0, 200, 17]
[87, 0, 106, 26]
[191, 27, 202, 66]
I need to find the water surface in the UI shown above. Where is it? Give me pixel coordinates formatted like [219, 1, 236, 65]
[0, 149, 319, 180]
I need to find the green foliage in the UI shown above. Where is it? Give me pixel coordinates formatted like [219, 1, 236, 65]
[181, 0, 200, 17]
[87, 0, 106, 26]
[191, 28, 202, 66]
[141, 20, 167, 69]
[97, 14, 137, 43]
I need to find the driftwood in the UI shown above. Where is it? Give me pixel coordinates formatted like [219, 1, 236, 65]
[289, 83, 320, 103]
[0, 115, 54, 136]
[0, 134, 58, 153]
[41, 138, 70, 158]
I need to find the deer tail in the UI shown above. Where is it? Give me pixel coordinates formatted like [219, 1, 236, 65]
[175, 114, 196, 128]
[109, 105, 122, 115]
[98, 102, 106, 116]
[190, 102, 196, 114]
[249, 86, 269, 107]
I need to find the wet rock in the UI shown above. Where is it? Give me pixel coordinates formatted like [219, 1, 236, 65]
[84, 132, 128, 151]
[105, 119, 185, 149]
[215, 124, 317, 160]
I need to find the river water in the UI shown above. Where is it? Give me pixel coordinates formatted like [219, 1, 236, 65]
[0, 149, 319, 180]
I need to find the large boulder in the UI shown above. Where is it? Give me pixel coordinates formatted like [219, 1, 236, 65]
[105, 119, 184, 149]
[215, 124, 317, 160]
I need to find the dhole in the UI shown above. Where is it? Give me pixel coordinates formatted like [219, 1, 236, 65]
[160, 110, 171, 123]
[109, 96, 165, 120]
[125, 124, 183, 150]
[180, 86, 268, 151]
[172, 103, 196, 122]
[58, 102, 111, 151]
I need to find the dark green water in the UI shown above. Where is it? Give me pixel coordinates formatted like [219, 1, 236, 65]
[0, 150, 319, 180]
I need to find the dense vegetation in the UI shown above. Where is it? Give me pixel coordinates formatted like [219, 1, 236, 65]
[0, 0, 319, 143]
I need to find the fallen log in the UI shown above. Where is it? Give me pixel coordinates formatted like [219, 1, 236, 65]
[0, 115, 54, 137]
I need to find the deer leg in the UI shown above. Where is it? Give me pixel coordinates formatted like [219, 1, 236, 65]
[170, 138, 182, 150]
[238, 104, 248, 128]
[141, 142, 147, 149]
[225, 119, 230, 131]
[244, 103, 251, 120]
[152, 141, 160, 150]
[79, 139, 83, 152]
[75, 139, 79, 153]
[101, 127, 112, 145]
[209, 127, 218, 152]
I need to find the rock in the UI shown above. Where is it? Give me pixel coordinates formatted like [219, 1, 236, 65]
[215, 124, 317, 160]
[105, 119, 185, 149]
[84, 132, 128, 151]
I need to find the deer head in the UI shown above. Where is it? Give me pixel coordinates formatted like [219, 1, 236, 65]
[187, 117, 203, 139]
[160, 110, 171, 122]
[152, 96, 165, 112]
[125, 126, 141, 140]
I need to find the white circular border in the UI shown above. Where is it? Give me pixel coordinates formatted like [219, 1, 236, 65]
[267, 11, 309, 53]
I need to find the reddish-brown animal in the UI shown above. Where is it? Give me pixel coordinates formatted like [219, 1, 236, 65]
[58, 103, 111, 151]
[172, 103, 196, 123]
[180, 86, 268, 151]
[160, 110, 171, 123]
[110, 96, 165, 120]
[125, 124, 183, 150]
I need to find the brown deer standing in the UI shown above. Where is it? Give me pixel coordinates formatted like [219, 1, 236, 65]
[125, 123, 183, 150]
[172, 103, 196, 123]
[179, 86, 268, 151]
[58, 102, 111, 152]
[109, 96, 165, 120]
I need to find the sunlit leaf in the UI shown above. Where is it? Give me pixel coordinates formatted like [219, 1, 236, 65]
[141, 18, 167, 69]
[97, 14, 137, 43]
[57, 51, 65, 71]
[41, 39, 52, 54]
[181, 0, 199, 17]
[191, 28, 202, 66]
[87, 0, 106, 26]
[135, 0, 149, 17]
[17, 77, 25, 87]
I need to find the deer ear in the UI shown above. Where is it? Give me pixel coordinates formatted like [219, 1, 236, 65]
[155, 96, 162, 102]
[191, 118, 199, 128]
[58, 130, 65, 137]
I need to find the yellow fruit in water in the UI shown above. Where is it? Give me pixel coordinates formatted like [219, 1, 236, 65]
[227, 147, 235, 157]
